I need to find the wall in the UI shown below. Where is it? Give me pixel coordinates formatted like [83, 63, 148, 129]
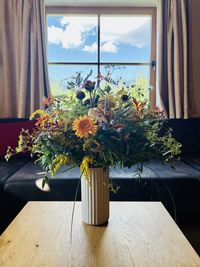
[0, 2, 2, 99]
[188, 0, 200, 117]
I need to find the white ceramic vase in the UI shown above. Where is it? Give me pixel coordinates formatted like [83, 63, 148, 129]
[81, 167, 109, 225]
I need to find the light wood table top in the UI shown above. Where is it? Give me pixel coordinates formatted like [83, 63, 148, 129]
[0, 201, 199, 267]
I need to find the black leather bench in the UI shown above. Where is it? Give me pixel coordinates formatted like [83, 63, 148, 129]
[2, 158, 200, 223]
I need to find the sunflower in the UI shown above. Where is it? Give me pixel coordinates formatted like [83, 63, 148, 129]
[72, 115, 97, 138]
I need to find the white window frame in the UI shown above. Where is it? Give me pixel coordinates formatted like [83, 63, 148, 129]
[45, 6, 157, 107]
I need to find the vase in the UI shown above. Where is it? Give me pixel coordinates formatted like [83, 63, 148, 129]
[81, 167, 109, 225]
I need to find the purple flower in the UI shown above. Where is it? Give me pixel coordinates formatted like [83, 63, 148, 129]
[76, 91, 86, 100]
[84, 80, 96, 92]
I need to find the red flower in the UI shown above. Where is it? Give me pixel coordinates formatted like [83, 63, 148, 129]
[112, 124, 125, 132]
[124, 133, 130, 141]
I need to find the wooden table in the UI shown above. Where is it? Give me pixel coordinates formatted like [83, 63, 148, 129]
[0, 202, 199, 267]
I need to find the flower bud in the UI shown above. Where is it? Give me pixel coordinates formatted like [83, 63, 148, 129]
[84, 80, 96, 92]
[76, 91, 86, 100]
[121, 95, 129, 102]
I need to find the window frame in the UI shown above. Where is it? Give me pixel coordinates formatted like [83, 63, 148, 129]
[45, 6, 157, 107]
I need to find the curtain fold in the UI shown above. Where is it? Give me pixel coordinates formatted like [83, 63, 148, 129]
[0, 0, 50, 118]
[157, 0, 189, 118]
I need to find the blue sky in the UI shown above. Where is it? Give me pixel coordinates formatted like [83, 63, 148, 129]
[47, 15, 151, 89]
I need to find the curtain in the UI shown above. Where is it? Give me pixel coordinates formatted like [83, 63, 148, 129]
[157, 0, 188, 118]
[187, 0, 200, 117]
[0, 0, 50, 118]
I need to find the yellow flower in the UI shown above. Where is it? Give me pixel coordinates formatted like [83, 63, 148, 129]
[15, 134, 24, 153]
[5, 146, 12, 162]
[51, 155, 70, 176]
[72, 115, 97, 138]
[30, 109, 46, 120]
[80, 156, 93, 180]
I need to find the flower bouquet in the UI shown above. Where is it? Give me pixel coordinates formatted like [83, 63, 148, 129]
[6, 77, 181, 226]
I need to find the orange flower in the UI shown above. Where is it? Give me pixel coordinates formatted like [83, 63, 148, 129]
[132, 97, 146, 112]
[72, 115, 97, 138]
[43, 96, 54, 106]
[36, 115, 50, 128]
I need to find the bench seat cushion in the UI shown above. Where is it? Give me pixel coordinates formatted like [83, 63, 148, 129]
[3, 159, 200, 224]
[0, 158, 30, 187]
[4, 159, 200, 199]
[182, 157, 200, 172]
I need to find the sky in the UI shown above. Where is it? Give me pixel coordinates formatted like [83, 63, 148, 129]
[47, 15, 152, 90]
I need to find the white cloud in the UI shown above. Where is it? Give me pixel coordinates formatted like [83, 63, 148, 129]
[48, 26, 65, 45]
[83, 41, 117, 53]
[101, 41, 118, 53]
[48, 15, 151, 53]
[48, 16, 96, 49]
[83, 42, 97, 53]
[100, 16, 151, 48]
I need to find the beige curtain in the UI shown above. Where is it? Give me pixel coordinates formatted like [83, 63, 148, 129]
[157, 0, 188, 118]
[187, 0, 200, 118]
[0, 0, 50, 118]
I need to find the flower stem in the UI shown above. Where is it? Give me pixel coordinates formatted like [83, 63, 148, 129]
[90, 92, 93, 108]
[70, 170, 84, 244]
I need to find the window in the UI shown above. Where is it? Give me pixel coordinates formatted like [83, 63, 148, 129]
[46, 7, 156, 106]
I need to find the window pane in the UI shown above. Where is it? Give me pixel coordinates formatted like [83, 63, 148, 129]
[100, 65, 150, 91]
[100, 15, 152, 63]
[48, 65, 98, 94]
[47, 15, 98, 62]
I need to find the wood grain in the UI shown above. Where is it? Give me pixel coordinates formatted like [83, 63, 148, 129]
[0, 202, 199, 267]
